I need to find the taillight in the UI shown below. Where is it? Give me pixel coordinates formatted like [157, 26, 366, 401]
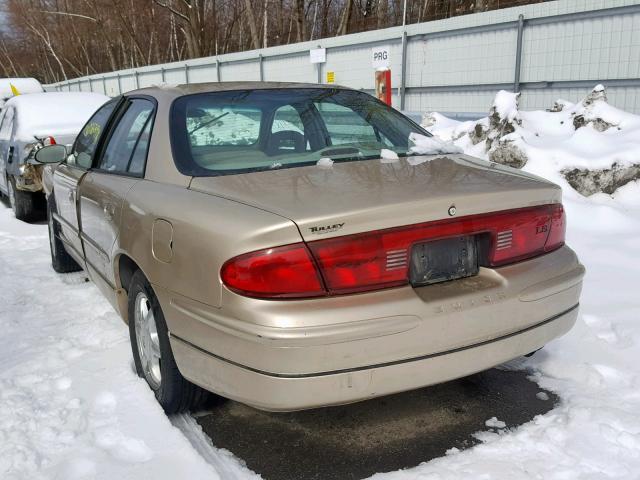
[221, 204, 566, 299]
[488, 207, 551, 266]
[544, 204, 566, 252]
[220, 243, 325, 299]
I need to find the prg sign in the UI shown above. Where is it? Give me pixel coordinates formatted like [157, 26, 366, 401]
[371, 46, 391, 69]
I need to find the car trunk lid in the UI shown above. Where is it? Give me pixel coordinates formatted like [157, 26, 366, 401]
[189, 154, 561, 241]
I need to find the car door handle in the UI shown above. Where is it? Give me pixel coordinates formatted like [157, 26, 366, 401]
[103, 203, 115, 220]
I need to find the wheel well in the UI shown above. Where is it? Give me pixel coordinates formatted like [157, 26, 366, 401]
[117, 254, 139, 293]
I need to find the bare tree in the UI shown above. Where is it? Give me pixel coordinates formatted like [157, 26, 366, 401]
[0, 0, 548, 83]
[242, 0, 262, 49]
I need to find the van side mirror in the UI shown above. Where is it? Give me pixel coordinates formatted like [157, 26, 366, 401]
[34, 144, 67, 164]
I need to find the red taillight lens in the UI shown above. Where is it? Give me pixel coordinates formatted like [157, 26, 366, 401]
[220, 243, 325, 299]
[221, 204, 567, 299]
[308, 232, 408, 294]
[488, 207, 551, 266]
[545, 204, 566, 252]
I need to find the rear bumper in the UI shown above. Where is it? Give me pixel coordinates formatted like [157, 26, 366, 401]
[157, 245, 584, 411]
[169, 304, 578, 411]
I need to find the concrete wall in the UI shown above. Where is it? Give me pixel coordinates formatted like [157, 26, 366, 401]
[46, 0, 640, 115]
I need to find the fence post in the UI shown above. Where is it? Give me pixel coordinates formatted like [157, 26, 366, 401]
[514, 14, 525, 92]
[216, 61, 220, 82]
[317, 45, 323, 84]
[259, 54, 264, 81]
[184, 64, 190, 84]
[116, 74, 122, 95]
[135, 70, 140, 89]
[102, 75, 107, 95]
[161, 67, 166, 83]
[400, 31, 408, 110]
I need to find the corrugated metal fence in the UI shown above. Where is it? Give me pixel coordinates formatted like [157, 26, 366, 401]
[46, 0, 640, 115]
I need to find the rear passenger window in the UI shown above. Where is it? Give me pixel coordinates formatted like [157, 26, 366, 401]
[97, 99, 154, 175]
[128, 117, 152, 175]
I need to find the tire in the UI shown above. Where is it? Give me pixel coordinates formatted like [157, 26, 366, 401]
[47, 195, 82, 273]
[8, 176, 37, 222]
[128, 269, 209, 413]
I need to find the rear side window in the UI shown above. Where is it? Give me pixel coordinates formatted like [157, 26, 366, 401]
[128, 118, 153, 176]
[71, 99, 119, 169]
[97, 98, 154, 175]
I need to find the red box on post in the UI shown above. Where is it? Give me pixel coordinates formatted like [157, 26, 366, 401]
[375, 68, 392, 106]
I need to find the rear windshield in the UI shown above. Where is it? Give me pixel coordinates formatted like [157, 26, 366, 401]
[170, 88, 428, 176]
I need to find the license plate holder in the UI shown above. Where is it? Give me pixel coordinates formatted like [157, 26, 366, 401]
[410, 235, 478, 287]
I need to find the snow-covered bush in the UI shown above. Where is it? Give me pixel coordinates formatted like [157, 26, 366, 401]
[424, 85, 640, 196]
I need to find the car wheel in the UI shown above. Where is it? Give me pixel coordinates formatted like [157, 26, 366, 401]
[47, 195, 82, 273]
[8, 176, 36, 222]
[128, 269, 210, 413]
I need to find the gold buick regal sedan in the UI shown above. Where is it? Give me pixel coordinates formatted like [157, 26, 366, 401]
[35, 82, 585, 413]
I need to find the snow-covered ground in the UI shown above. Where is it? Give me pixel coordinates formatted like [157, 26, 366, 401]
[0, 206, 257, 480]
[1, 101, 640, 477]
[373, 181, 640, 479]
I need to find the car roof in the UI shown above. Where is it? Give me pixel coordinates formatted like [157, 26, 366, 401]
[127, 81, 351, 100]
[0, 78, 44, 99]
[4, 92, 110, 142]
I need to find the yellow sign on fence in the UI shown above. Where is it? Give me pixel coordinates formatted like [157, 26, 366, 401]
[326, 71, 335, 84]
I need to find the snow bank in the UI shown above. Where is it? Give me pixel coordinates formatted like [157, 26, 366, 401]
[317, 157, 334, 168]
[408, 132, 462, 156]
[5, 92, 110, 142]
[492, 90, 519, 123]
[0, 209, 257, 480]
[380, 148, 399, 163]
[425, 85, 640, 196]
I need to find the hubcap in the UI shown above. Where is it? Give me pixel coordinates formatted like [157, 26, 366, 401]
[134, 292, 162, 389]
[8, 181, 15, 211]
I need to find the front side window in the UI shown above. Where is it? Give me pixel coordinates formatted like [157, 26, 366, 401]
[170, 88, 427, 176]
[97, 99, 154, 175]
[71, 99, 119, 169]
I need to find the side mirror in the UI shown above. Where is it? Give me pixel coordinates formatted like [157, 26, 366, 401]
[34, 144, 67, 164]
